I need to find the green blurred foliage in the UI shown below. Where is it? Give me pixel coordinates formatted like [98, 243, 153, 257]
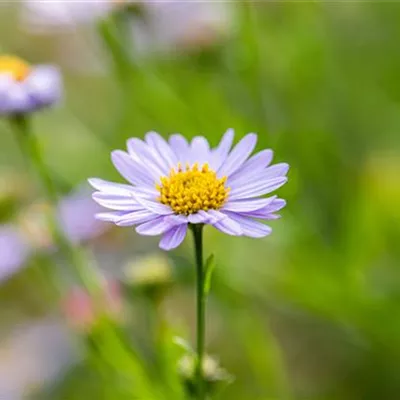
[1, 2, 400, 400]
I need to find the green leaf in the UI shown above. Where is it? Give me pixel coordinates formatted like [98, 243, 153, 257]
[203, 254, 216, 296]
[173, 336, 194, 354]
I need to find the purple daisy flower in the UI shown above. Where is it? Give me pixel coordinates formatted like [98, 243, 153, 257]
[0, 55, 62, 116]
[89, 129, 288, 251]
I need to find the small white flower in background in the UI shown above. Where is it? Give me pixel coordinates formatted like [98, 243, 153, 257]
[20, 0, 115, 32]
[0, 55, 62, 116]
[20, 0, 233, 54]
[139, 0, 233, 53]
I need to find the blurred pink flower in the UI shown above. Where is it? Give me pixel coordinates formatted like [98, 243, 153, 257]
[63, 279, 124, 332]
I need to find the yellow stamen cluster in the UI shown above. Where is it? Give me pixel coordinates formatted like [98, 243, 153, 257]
[0, 55, 31, 81]
[157, 163, 229, 215]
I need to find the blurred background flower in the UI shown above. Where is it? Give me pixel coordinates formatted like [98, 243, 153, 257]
[0, 224, 31, 282]
[0, 56, 61, 115]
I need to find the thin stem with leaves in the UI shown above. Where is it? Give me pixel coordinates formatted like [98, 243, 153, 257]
[11, 115, 95, 290]
[191, 224, 206, 400]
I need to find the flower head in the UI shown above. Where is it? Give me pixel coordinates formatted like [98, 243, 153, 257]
[0, 55, 62, 116]
[89, 129, 288, 251]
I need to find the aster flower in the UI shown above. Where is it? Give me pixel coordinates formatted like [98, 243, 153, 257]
[0, 55, 62, 115]
[89, 129, 288, 251]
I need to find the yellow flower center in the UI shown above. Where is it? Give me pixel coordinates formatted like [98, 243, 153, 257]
[157, 163, 230, 215]
[0, 55, 31, 81]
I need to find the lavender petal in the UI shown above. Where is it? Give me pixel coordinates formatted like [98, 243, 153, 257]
[145, 131, 178, 170]
[95, 211, 128, 222]
[188, 211, 211, 224]
[169, 133, 190, 162]
[92, 192, 142, 211]
[24, 65, 62, 107]
[228, 149, 273, 184]
[111, 150, 155, 186]
[229, 177, 288, 200]
[240, 198, 287, 219]
[223, 212, 272, 238]
[133, 195, 173, 216]
[4, 83, 33, 114]
[208, 210, 242, 236]
[222, 196, 277, 213]
[116, 210, 158, 226]
[209, 128, 234, 170]
[190, 136, 210, 165]
[136, 216, 174, 236]
[159, 223, 188, 250]
[217, 133, 257, 178]
[88, 178, 134, 195]
[127, 137, 168, 178]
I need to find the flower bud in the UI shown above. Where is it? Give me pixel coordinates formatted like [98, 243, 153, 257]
[178, 353, 233, 396]
[123, 254, 173, 300]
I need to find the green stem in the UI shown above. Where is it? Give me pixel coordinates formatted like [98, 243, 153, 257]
[11, 115, 95, 289]
[191, 224, 205, 400]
